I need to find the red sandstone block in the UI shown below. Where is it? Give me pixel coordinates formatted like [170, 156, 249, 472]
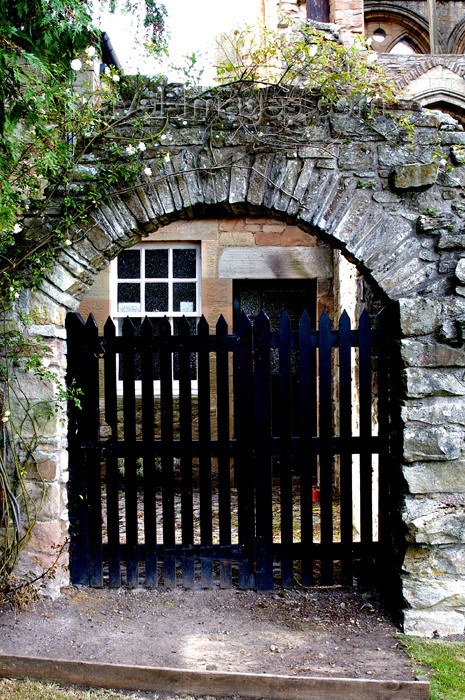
[281, 227, 316, 246]
[255, 232, 281, 246]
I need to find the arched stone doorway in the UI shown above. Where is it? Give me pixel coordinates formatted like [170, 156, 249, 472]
[21, 92, 465, 637]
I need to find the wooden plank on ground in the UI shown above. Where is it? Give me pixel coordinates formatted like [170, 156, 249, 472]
[0, 655, 430, 700]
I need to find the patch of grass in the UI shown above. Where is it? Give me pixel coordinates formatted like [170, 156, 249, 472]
[400, 637, 465, 700]
[0, 679, 222, 700]
[0, 679, 134, 700]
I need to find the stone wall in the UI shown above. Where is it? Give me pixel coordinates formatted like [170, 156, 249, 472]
[13, 83, 465, 636]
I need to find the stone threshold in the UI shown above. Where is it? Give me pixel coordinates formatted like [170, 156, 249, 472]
[0, 654, 430, 699]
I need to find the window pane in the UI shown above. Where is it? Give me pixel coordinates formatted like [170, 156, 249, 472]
[146, 249, 168, 278]
[118, 283, 141, 313]
[173, 282, 196, 312]
[118, 250, 140, 279]
[146, 283, 168, 312]
[173, 248, 196, 278]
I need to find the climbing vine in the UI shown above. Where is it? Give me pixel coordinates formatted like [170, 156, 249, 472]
[0, 0, 167, 605]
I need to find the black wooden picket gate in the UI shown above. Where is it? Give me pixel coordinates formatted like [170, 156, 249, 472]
[66, 308, 395, 591]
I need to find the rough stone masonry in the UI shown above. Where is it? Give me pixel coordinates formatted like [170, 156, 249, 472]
[12, 82, 465, 637]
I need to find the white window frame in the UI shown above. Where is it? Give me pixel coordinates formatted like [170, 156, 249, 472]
[111, 243, 201, 393]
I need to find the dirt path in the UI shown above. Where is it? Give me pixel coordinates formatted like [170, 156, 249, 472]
[0, 585, 415, 683]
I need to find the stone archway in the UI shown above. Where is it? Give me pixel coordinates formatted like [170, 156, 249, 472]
[21, 89, 465, 637]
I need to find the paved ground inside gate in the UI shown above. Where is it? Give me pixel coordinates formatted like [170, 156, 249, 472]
[0, 586, 417, 682]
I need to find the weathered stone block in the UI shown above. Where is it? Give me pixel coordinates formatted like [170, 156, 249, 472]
[329, 114, 378, 140]
[26, 521, 66, 554]
[404, 367, 465, 398]
[392, 162, 439, 191]
[25, 482, 65, 520]
[404, 544, 465, 577]
[378, 144, 433, 168]
[398, 299, 441, 336]
[438, 233, 465, 249]
[338, 144, 373, 171]
[452, 199, 465, 218]
[403, 609, 465, 637]
[404, 575, 465, 610]
[218, 247, 333, 279]
[402, 396, 465, 423]
[402, 460, 465, 493]
[299, 146, 337, 159]
[455, 257, 465, 283]
[417, 213, 455, 232]
[451, 145, 465, 165]
[404, 495, 465, 545]
[218, 232, 255, 247]
[441, 131, 465, 146]
[403, 425, 463, 462]
[372, 191, 399, 204]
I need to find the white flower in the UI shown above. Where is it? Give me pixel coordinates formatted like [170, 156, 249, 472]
[2, 416, 9, 423]
[144, 167, 152, 176]
[164, 153, 170, 162]
[138, 142, 146, 152]
[4, 410, 10, 417]
[85, 46, 96, 57]
[9, 286, 14, 292]
[13, 223, 22, 234]
[14, 292, 19, 298]
[182, 120, 188, 125]
[126, 145, 136, 155]
[112, 74, 120, 82]
[160, 134, 166, 140]
[65, 239, 72, 246]
[70, 58, 82, 71]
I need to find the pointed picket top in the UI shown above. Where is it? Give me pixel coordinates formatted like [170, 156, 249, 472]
[65, 311, 85, 333]
[197, 314, 209, 336]
[160, 316, 172, 338]
[279, 310, 291, 334]
[216, 314, 228, 336]
[84, 314, 99, 348]
[177, 315, 191, 337]
[104, 316, 116, 337]
[359, 308, 371, 332]
[122, 316, 135, 337]
[237, 310, 252, 335]
[299, 309, 312, 331]
[339, 309, 351, 332]
[141, 316, 153, 341]
[85, 313, 98, 332]
[318, 309, 331, 331]
[254, 309, 271, 330]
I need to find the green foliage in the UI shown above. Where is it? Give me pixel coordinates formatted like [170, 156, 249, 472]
[400, 637, 465, 700]
[215, 18, 399, 107]
[0, 0, 166, 600]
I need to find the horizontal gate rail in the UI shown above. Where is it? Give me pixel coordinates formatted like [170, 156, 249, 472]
[66, 308, 393, 591]
[77, 435, 385, 458]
